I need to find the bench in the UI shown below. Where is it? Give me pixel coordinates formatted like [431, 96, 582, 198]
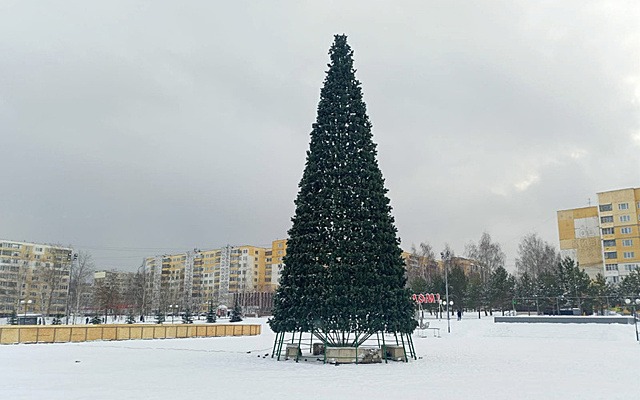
[417, 321, 440, 338]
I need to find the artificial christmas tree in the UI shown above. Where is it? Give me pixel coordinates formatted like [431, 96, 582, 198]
[269, 35, 416, 356]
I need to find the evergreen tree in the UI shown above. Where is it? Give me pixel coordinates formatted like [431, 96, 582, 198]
[230, 303, 243, 323]
[488, 266, 515, 315]
[465, 273, 484, 318]
[269, 35, 416, 344]
[620, 270, 640, 299]
[206, 302, 216, 323]
[181, 308, 194, 324]
[448, 263, 468, 312]
[7, 310, 18, 325]
[515, 271, 537, 314]
[428, 272, 445, 316]
[536, 269, 563, 314]
[555, 257, 590, 313]
[126, 311, 136, 324]
[154, 310, 165, 325]
[408, 276, 428, 294]
[588, 273, 614, 315]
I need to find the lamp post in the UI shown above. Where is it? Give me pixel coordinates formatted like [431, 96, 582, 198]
[20, 299, 32, 316]
[440, 250, 451, 333]
[624, 296, 640, 342]
[169, 305, 179, 324]
[20, 299, 32, 324]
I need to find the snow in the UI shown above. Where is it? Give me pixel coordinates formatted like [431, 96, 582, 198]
[2, 315, 638, 400]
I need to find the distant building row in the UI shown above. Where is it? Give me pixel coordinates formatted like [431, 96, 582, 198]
[142, 239, 287, 313]
[142, 238, 488, 315]
[557, 187, 640, 283]
[0, 239, 72, 316]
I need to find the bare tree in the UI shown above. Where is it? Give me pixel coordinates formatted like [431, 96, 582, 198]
[465, 232, 506, 284]
[515, 233, 559, 279]
[70, 251, 95, 323]
[36, 247, 69, 317]
[120, 267, 148, 319]
[94, 273, 120, 323]
[407, 242, 438, 292]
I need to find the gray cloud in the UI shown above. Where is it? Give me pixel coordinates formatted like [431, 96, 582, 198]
[1, 1, 638, 270]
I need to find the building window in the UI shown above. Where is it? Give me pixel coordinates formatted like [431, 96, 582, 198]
[618, 203, 629, 210]
[602, 227, 615, 235]
[622, 239, 633, 247]
[623, 252, 635, 259]
[604, 252, 617, 259]
[602, 239, 616, 247]
[599, 204, 612, 212]
[600, 216, 614, 223]
[621, 227, 632, 234]
[620, 215, 631, 222]
[625, 264, 639, 271]
[605, 264, 618, 271]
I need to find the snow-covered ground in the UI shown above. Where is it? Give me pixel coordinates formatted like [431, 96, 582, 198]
[1, 315, 638, 400]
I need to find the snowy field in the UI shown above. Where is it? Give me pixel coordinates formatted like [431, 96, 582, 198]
[1, 315, 638, 400]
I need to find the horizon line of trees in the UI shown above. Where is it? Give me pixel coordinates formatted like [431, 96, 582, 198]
[407, 232, 640, 316]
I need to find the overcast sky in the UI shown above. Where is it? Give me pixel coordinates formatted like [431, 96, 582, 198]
[1, 1, 639, 271]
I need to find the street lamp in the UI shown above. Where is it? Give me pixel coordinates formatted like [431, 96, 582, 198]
[624, 296, 640, 342]
[440, 250, 451, 334]
[169, 305, 179, 324]
[20, 299, 33, 324]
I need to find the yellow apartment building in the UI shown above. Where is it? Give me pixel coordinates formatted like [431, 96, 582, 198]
[557, 206, 603, 278]
[0, 239, 72, 316]
[144, 240, 286, 313]
[557, 187, 640, 282]
[265, 239, 287, 290]
[597, 188, 640, 283]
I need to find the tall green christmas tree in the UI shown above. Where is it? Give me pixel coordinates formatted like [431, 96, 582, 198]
[269, 35, 416, 346]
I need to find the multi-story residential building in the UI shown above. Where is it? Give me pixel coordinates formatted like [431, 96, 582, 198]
[144, 240, 286, 314]
[557, 187, 640, 282]
[265, 239, 287, 290]
[0, 239, 72, 316]
[557, 206, 603, 278]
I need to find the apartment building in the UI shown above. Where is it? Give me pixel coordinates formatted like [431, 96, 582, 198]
[144, 240, 287, 313]
[557, 206, 604, 278]
[265, 239, 287, 289]
[0, 239, 72, 316]
[557, 187, 640, 282]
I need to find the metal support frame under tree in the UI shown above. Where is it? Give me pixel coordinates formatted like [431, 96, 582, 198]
[271, 329, 416, 364]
